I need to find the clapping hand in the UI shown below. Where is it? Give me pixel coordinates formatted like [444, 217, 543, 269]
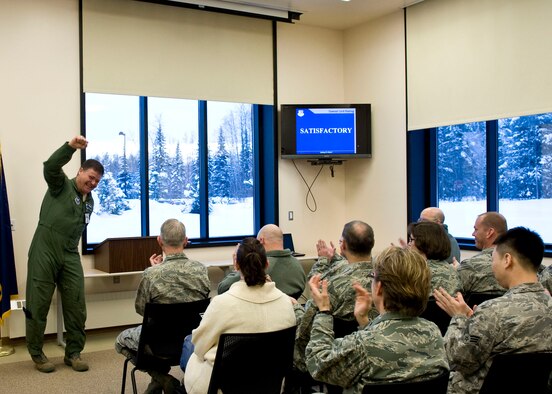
[433, 287, 473, 317]
[309, 274, 331, 312]
[149, 253, 163, 266]
[353, 282, 372, 328]
[316, 239, 335, 260]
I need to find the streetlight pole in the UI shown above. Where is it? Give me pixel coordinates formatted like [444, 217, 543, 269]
[118, 131, 126, 161]
[118, 131, 128, 197]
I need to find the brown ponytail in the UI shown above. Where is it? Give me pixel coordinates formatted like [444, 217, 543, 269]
[236, 237, 267, 287]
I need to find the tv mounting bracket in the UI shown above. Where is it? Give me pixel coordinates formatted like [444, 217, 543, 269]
[307, 158, 344, 166]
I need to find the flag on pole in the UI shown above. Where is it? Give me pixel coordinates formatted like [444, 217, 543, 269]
[0, 145, 18, 325]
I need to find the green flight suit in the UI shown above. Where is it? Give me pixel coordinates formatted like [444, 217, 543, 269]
[26, 142, 94, 357]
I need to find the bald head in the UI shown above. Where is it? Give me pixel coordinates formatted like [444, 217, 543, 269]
[420, 207, 445, 224]
[257, 224, 284, 252]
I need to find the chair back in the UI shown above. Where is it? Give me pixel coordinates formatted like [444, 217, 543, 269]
[207, 325, 297, 394]
[333, 317, 358, 338]
[362, 369, 450, 394]
[136, 298, 210, 369]
[479, 352, 552, 394]
[420, 299, 452, 336]
[466, 292, 501, 309]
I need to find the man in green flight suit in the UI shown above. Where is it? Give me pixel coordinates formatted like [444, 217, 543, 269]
[25, 135, 104, 373]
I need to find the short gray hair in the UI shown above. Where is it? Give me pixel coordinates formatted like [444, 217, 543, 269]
[160, 219, 186, 247]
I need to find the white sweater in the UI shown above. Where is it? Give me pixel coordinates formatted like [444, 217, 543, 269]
[184, 281, 297, 394]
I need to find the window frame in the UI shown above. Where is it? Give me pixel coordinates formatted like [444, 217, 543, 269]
[407, 119, 552, 257]
[80, 94, 277, 254]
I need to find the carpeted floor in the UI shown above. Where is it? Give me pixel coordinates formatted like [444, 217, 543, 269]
[0, 349, 185, 394]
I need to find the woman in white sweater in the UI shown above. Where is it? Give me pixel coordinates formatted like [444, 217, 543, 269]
[183, 237, 297, 394]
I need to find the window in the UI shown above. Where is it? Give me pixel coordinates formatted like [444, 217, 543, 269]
[408, 111, 552, 251]
[437, 122, 487, 238]
[83, 93, 274, 252]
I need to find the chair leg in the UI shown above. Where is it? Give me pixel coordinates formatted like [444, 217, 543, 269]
[130, 366, 139, 394]
[121, 357, 131, 394]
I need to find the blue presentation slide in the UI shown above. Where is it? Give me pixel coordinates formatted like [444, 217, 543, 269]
[296, 108, 356, 154]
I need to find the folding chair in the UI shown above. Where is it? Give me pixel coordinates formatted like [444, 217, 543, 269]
[465, 292, 502, 309]
[207, 325, 297, 394]
[479, 352, 552, 394]
[120, 298, 210, 394]
[420, 298, 452, 336]
[362, 369, 450, 393]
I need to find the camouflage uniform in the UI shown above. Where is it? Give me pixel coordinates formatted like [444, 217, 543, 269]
[427, 259, 461, 296]
[445, 282, 552, 394]
[217, 249, 306, 297]
[293, 256, 378, 372]
[538, 264, 552, 294]
[444, 224, 461, 264]
[457, 248, 506, 297]
[115, 253, 210, 352]
[305, 312, 449, 394]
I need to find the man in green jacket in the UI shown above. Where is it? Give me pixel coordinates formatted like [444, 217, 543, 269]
[25, 136, 103, 373]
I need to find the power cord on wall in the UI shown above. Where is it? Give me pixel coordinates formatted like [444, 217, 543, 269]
[292, 159, 325, 212]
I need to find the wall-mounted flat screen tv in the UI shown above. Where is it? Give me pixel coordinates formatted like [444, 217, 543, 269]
[280, 103, 371, 160]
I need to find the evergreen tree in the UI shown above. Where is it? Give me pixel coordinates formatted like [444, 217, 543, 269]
[169, 142, 186, 200]
[210, 128, 231, 198]
[190, 147, 201, 214]
[94, 172, 129, 215]
[126, 153, 141, 199]
[117, 150, 131, 199]
[238, 104, 253, 198]
[438, 122, 486, 201]
[149, 119, 169, 201]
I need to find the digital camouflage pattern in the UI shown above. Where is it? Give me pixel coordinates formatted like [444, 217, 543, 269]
[457, 248, 506, 297]
[116, 253, 210, 353]
[445, 282, 552, 394]
[305, 312, 448, 394]
[293, 256, 378, 372]
[427, 259, 462, 296]
[538, 264, 552, 294]
[135, 253, 210, 315]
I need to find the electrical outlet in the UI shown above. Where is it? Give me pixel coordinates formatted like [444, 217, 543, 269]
[288, 211, 294, 221]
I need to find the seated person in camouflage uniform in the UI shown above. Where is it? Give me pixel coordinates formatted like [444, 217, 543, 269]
[217, 224, 306, 298]
[408, 220, 461, 297]
[292, 221, 378, 375]
[457, 212, 508, 298]
[434, 227, 552, 394]
[115, 218, 210, 393]
[305, 246, 448, 393]
[538, 264, 552, 294]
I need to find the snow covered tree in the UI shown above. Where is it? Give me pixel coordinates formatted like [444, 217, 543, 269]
[210, 128, 231, 198]
[438, 122, 486, 201]
[149, 119, 169, 201]
[94, 172, 129, 215]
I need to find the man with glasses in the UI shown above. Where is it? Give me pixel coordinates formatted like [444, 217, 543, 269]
[305, 246, 448, 392]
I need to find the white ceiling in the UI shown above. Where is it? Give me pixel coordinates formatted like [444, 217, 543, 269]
[224, 0, 423, 30]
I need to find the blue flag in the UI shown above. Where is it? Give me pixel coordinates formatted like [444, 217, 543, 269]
[0, 147, 18, 324]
